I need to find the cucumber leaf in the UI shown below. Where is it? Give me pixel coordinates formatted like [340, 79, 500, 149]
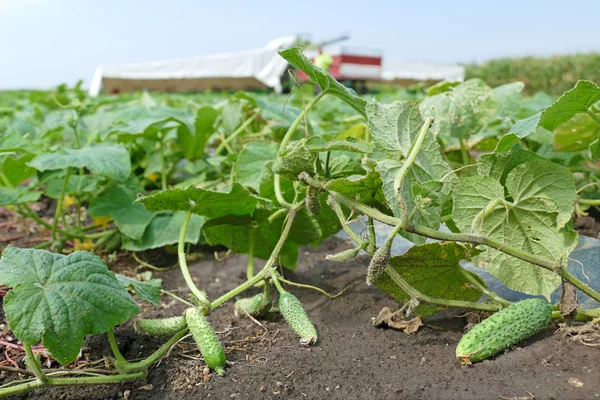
[0, 247, 139, 365]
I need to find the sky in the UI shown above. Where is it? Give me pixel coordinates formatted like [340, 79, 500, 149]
[1, 0, 599, 89]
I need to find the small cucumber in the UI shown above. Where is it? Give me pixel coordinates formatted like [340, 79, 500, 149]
[456, 298, 552, 364]
[279, 292, 318, 345]
[366, 242, 391, 286]
[326, 246, 362, 262]
[136, 316, 187, 337]
[185, 307, 227, 374]
[305, 186, 322, 216]
[234, 291, 272, 318]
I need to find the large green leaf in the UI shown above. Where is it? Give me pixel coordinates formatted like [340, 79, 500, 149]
[373, 243, 484, 317]
[452, 159, 578, 298]
[137, 183, 257, 218]
[234, 142, 279, 192]
[0, 188, 41, 206]
[88, 180, 154, 241]
[497, 80, 600, 152]
[0, 247, 139, 365]
[121, 211, 204, 251]
[420, 79, 498, 140]
[279, 47, 367, 117]
[29, 144, 131, 181]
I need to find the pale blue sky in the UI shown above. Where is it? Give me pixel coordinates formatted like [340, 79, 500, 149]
[1, 0, 598, 89]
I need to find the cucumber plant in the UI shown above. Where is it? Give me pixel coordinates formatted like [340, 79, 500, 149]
[2, 47, 600, 398]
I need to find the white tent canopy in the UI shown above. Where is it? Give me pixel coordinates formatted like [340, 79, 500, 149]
[89, 37, 466, 96]
[381, 59, 465, 83]
[88, 36, 297, 96]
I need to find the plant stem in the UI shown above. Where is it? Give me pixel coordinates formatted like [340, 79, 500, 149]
[278, 92, 325, 155]
[276, 275, 349, 299]
[214, 112, 259, 155]
[160, 153, 168, 191]
[324, 151, 331, 177]
[210, 268, 269, 309]
[273, 91, 325, 208]
[271, 272, 285, 294]
[457, 267, 513, 307]
[106, 328, 127, 363]
[367, 217, 376, 253]
[0, 372, 145, 398]
[161, 290, 196, 307]
[578, 198, 600, 206]
[23, 343, 47, 384]
[385, 267, 503, 312]
[52, 168, 71, 240]
[114, 328, 189, 373]
[247, 231, 255, 279]
[459, 137, 470, 166]
[327, 195, 362, 244]
[393, 117, 434, 196]
[178, 210, 210, 306]
[558, 269, 600, 303]
[586, 110, 600, 126]
[0, 169, 12, 187]
[210, 208, 299, 309]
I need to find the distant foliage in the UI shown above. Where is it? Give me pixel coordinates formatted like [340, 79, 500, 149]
[465, 53, 600, 95]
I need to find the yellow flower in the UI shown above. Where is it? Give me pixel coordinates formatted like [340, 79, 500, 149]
[63, 195, 77, 207]
[92, 216, 112, 228]
[147, 173, 160, 183]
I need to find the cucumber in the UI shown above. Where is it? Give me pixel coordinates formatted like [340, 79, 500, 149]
[135, 316, 187, 337]
[279, 291, 318, 345]
[234, 291, 272, 318]
[456, 298, 552, 364]
[305, 186, 322, 216]
[366, 242, 391, 286]
[326, 246, 361, 262]
[185, 307, 227, 374]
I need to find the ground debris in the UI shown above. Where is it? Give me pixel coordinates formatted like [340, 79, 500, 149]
[557, 321, 600, 347]
[498, 391, 535, 400]
[372, 306, 423, 334]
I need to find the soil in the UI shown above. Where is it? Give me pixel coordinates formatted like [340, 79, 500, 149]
[3, 236, 598, 400]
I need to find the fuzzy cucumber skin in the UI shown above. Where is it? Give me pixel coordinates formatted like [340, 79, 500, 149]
[136, 316, 187, 337]
[234, 292, 272, 318]
[326, 246, 361, 262]
[185, 307, 227, 374]
[456, 298, 552, 363]
[279, 292, 318, 345]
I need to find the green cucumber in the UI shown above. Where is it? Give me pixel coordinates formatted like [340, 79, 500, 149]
[185, 307, 227, 374]
[456, 298, 552, 364]
[326, 246, 362, 262]
[279, 291, 318, 345]
[305, 186, 322, 216]
[234, 291, 272, 318]
[135, 316, 187, 337]
[366, 242, 391, 286]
